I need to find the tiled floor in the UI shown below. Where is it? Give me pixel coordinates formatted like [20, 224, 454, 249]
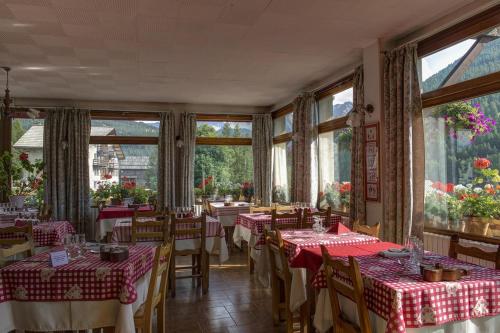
[167, 250, 287, 333]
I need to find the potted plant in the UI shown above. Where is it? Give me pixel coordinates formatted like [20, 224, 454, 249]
[339, 181, 351, 213]
[241, 182, 254, 203]
[0, 151, 44, 209]
[197, 176, 217, 200]
[91, 181, 113, 205]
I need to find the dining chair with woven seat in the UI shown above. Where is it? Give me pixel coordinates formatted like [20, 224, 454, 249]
[449, 234, 500, 269]
[271, 209, 302, 231]
[321, 245, 372, 333]
[265, 229, 306, 333]
[0, 224, 34, 267]
[134, 240, 173, 333]
[352, 220, 380, 238]
[302, 207, 332, 229]
[170, 212, 208, 297]
[131, 210, 170, 245]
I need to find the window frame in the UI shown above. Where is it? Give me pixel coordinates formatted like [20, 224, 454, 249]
[195, 114, 253, 146]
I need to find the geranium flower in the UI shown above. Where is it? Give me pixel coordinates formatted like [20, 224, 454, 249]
[446, 183, 454, 193]
[454, 184, 467, 192]
[484, 184, 495, 195]
[19, 152, 29, 161]
[340, 182, 351, 193]
[474, 158, 491, 169]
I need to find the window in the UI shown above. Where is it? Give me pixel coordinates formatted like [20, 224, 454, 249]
[419, 13, 500, 238]
[272, 141, 292, 203]
[273, 113, 293, 137]
[318, 87, 353, 123]
[90, 119, 159, 136]
[193, 117, 253, 201]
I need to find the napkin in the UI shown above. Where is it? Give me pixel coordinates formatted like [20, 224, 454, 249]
[327, 223, 351, 234]
[379, 249, 410, 258]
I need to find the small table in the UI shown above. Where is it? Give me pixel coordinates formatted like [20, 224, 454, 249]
[111, 216, 229, 264]
[95, 205, 153, 241]
[0, 245, 156, 332]
[0, 220, 75, 247]
[209, 202, 250, 227]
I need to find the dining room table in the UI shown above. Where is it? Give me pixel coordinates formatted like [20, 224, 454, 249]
[95, 205, 153, 241]
[0, 244, 156, 332]
[111, 215, 229, 263]
[0, 219, 75, 248]
[209, 202, 250, 227]
[290, 242, 500, 333]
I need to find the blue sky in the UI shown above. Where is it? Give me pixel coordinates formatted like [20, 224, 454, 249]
[421, 39, 475, 81]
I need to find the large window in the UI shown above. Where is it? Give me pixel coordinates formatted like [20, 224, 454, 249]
[193, 118, 253, 201]
[419, 17, 500, 238]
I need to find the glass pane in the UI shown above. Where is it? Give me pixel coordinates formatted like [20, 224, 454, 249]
[273, 113, 293, 137]
[89, 144, 157, 203]
[423, 92, 499, 237]
[90, 120, 159, 136]
[194, 145, 253, 200]
[420, 26, 500, 93]
[318, 128, 352, 212]
[272, 141, 292, 203]
[318, 87, 353, 123]
[196, 121, 252, 138]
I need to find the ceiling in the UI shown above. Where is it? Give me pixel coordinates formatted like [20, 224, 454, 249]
[0, 0, 478, 106]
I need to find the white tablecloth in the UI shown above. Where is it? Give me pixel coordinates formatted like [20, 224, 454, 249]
[0, 269, 152, 333]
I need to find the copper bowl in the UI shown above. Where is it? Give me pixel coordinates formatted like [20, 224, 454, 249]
[441, 267, 467, 281]
[422, 267, 442, 282]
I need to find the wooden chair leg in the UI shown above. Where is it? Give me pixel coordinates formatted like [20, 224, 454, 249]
[170, 257, 176, 298]
[247, 243, 254, 274]
[157, 298, 165, 333]
[191, 254, 196, 286]
[271, 277, 280, 325]
[300, 301, 309, 333]
[202, 251, 209, 294]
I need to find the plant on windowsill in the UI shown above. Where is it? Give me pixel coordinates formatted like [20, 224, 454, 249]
[0, 151, 44, 209]
[241, 182, 254, 203]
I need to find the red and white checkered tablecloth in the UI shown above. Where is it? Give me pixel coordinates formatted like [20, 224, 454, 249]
[280, 230, 379, 261]
[0, 245, 155, 305]
[111, 216, 224, 243]
[210, 202, 250, 217]
[235, 213, 346, 249]
[0, 220, 75, 247]
[311, 248, 500, 332]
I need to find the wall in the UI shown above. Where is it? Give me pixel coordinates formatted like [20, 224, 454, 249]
[363, 40, 384, 226]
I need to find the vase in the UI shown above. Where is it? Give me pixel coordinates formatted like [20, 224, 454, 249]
[9, 195, 26, 209]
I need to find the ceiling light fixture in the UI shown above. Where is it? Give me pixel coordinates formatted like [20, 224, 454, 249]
[1, 67, 12, 119]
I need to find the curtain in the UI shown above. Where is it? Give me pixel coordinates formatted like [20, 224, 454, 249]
[178, 112, 196, 207]
[252, 114, 273, 205]
[382, 43, 425, 244]
[272, 142, 289, 202]
[292, 92, 318, 204]
[44, 108, 90, 235]
[157, 112, 176, 210]
[350, 66, 366, 223]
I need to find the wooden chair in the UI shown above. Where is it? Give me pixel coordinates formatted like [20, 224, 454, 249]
[131, 210, 169, 245]
[449, 234, 500, 269]
[37, 203, 52, 222]
[352, 220, 380, 238]
[0, 224, 34, 267]
[265, 229, 305, 333]
[134, 240, 173, 333]
[275, 205, 295, 213]
[170, 213, 208, 297]
[250, 206, 273, 214]
[302, 207, 331, 229]
[321, 245, 372, 333]
[271, 209, 302, 231]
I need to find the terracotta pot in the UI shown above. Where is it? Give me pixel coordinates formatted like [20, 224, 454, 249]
[462, 216, 490, 236]
[9, 195, 26, 209]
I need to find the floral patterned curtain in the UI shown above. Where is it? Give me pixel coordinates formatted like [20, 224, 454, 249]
[43, 108, 90, 235]
[383, 43, 425, 243]
[292, 92, 317, 204]
[157, 112, 176, 210]
[252, 114, 273, 205]
[350, 66, 366, 223]
[178, 112, 196, 207]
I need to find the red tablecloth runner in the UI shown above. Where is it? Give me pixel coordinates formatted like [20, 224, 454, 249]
[97, 205, 153, 220]
[0, 245, 155, 304]
[235, 213, 346, 249]
[111, 216, 224, 243]
[299, 242, 500, 332]
[0, 220, 75, 247]
[210, 203, 250, 217]
[282, 230, 380, 262]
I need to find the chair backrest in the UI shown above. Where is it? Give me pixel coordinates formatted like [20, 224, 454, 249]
[170, 213, 207, 253]
[321, 245, 372, 333]
[131, 210, 169, 244]
[275, 205, 294, 213]
[142, 241, 173, 328]
[37, 203, 52, 222]
[0, 224, 34, 259]
[202, 199, 213, 216]
[302, 207, 332, 229]
[352, 220, 380, 238]
[250, 206, 273, 214]
[271, 209, 302, 230]
[264, 229, 291, 282]
[449, 234, 500, 269]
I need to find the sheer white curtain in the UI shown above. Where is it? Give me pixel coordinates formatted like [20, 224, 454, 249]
[272, 142, 289, 202]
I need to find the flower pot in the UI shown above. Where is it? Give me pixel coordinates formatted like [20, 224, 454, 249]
[110, 198, 122, 206]
[9, 195, 26, 209]
[122, 197, 134, 206]
[462, 216, 490, 236]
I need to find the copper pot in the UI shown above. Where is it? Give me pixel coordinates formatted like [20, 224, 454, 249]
[441, 267, 468, 281]
[422, 267, 442, 282]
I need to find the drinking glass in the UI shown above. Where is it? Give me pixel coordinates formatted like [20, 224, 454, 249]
[77, 234, 86, 257]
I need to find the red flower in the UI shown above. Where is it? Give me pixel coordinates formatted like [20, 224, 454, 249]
[318, 191, 324, 198]
[474, 158, 491, 169]
[339, 182, 351, 193]
[19, 152, 29, 161]
[446, 183, 454, 193]
[458, 194, 467, 200]
[104, 174, 112, 180]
